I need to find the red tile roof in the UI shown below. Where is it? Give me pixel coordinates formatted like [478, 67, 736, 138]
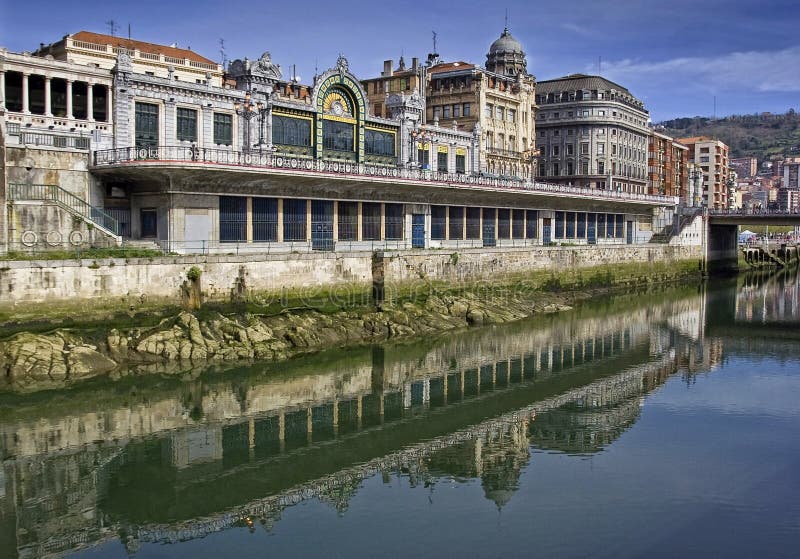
[428, 61, 475, 74]
[71, 31, 217, 66]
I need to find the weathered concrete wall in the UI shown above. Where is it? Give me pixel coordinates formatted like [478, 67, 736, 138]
[5, 146, 92, 200]
[0, 245, 703, 307]
[380, 244, 703, 286]
[7, 201, 112, 250]
[0, 252, 374, 306]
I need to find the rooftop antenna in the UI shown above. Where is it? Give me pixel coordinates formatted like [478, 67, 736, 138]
[127, 23, 131, 40]
[219, 38, 227, 69]
[505, 8, 509, 29]
[432, 31, 438, 54]
[106, 19, 119, 36]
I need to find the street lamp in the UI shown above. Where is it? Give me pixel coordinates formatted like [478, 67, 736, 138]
[234, 91, 262, 153]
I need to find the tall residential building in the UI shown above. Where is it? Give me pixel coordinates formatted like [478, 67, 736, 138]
[676, 136, 730, 209]
[730, 156, 757, 179]
[361, 28, 537, 180]
[647, 130, 688, 200]
[535, 74, 650, 194]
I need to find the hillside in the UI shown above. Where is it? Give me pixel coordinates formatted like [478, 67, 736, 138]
[658, 110, 800, 163]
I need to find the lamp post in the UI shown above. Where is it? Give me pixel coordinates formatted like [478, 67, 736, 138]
[522, 143, 540, 179]
[234, 91, 262, 153]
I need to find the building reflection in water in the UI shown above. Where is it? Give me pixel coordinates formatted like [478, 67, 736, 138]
[1, 276, 785, 558]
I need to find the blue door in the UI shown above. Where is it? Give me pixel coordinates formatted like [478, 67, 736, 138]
[587, 216, 596, 245]
[412, 214, 425, 248]
[483, 209, 496, 247]
[311, 200, 334, 251]
[543, 218, 552, 245]
[626, 221, 634, 244]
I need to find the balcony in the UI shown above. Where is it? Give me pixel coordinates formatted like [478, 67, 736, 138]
[91, 145, 678, 206]
[487, 147, 522, 158]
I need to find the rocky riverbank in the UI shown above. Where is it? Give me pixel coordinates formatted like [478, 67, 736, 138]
[0, 288, 578, 393]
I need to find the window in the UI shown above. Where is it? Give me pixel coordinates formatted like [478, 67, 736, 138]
[418, 143, 430, 168]
[385, 203, 404, 240]
[598, 110, 605, 116]
[135, 102, 159, 148]
[539, 163, 546, 176]
[567, 128, 574, 136]
[552, 145, 560, 156]
[567, 161, 574, 174]
[526, 210, 538, 239]
[577, 213, 587, 238]
[431, 205, 446, 240]
[581, 162, 589, 174]
[580, 142, 590, 155]
[466, 207, 481, 239]
[362, 202, 381, 241]
[553, 163, 560, 175]
[496, 106, 504, 120]
[443, 105, 451, 118]
[453, 104, 460, 118]
[582, 110, 589, 117]
[700, 156, 710, 163]
[434, 106, 441, 120]
[598, 161, 605, 174]
[338, 202, 358, 241]
[597, 143, 605, 155]
[176, 107, 197, 142]
[220, 196, 247, 242]
[213, 113, 232, 145]
[498, 209, 511, 239]
[566, 212, 576, 238]
[283, 199, 307, 241]
[365, 129, 396, 156]
[485, 104, 493, 117]
[463, 103, 471, 117]
[438, 150, 449, 172]
[273, 114, 312, 147]
[508, 109, 516, 122]
[323, 119, 354, 151]
[252, 197, 278, 241]
[566, 143, 574, 155]
[512, 209, 524, 238]
[449, 206, 464, 239]
[555, 211, 565, 238]
[456, 153, 466, 174]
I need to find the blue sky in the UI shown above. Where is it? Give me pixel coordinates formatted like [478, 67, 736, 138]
[1, 0, 798, 121]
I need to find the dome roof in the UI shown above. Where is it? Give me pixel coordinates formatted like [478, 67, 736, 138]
[489, 28, 524, 55]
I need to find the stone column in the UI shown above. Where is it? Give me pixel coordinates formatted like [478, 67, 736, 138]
[21, 73, 29, 113]
[105, 85, 113, 124]
[357, 202, 363, 242]
[66, 80, 73, 119]
[380, 203, 385, 241]
[44, 77, 52, 116]
[246, 197, 253, 242]
[277, 198, 284, 242]
[0, 71, 5, 108]
[444, 207, 449, 240]
[87, 83, 94, 121]
[305, 199, 312, 242]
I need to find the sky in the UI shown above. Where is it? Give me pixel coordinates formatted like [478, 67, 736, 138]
[1, 0, 798, 122]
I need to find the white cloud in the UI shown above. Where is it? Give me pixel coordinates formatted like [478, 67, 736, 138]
[598, 46, 800, 94]
[560, 23, 594, 37]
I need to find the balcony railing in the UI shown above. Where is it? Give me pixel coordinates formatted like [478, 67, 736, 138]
[92, 145, 678, 205]
[487, 147, 522, 158]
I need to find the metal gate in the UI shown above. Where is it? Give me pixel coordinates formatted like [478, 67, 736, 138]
[587, 216, 596, 245]
[412, 214, 425, 248]
[542, 218, 552, 245]
[311, 200, 334, 251]
[483, 209, 496, 247]
[626, 221, 634, 244]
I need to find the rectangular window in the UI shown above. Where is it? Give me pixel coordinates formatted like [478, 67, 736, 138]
[553, 163, 560, 175]
[252, 197, 278, 241]
[434, 106, 441, 120]
[539, 163, 546, 176]
[615, 214, 624, 238]
[463, 103, 470, 117]
[362, 202, 381, 241]
[135, 102, 159, 148]
[338, 201, 358, 241]
[273, 114, 312, 147]
[176, 107, 197, 142]
[497, 208, 511, 239]
[385, 203, 404, 240]
[466, 207, 481, 239]
[567, 161, 574, 175]
[456, 153, 466, 174]
[565, 212, 576, 238]
[431, 205, 446, 240]
[598, 161, 605, 174]
[577, 212, 586, 238]
[552, 145, 560, 157]
[283, 199, 307, 241]
[449, 206, 464, 239]
[496, 106, 504, 120]
[323, 119, 354, 152]
[581, 162, 589, 174]
[418, 144, 430, 168]
[365, 129, 396, 156]
[438, 150, 449, 173]
[597, 143, 605, 155]
[213, 113, 233, 145]
[485, 104, 493, 118]
[606, 214, 615, 238]
[443, 105, 451, 118]
[219, 196, 247, 242]
[597, 214, 606, 238]
[453, 104, 460, 118]
[566, 144, 574, 155]
[581, 142, 590, 155]
[555, 211, 565, 238]
[508, 109, 516, 122]
[526, 210, 538, 238]
[512, 209, 524, 239]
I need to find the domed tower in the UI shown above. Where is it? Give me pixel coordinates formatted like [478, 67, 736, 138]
[485, 28, 527, 77]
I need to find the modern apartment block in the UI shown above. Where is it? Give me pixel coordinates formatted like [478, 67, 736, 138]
[534, 74, 650, 194]
[730, 156, 757, 179]
[647, 130, 688, 200]
[676, 136, 730, 209]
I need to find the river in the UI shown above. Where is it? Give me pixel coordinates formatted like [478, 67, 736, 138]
[1, 270, 799, 558]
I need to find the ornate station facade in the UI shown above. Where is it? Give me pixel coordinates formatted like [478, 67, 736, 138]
[1, 31, 677, 255]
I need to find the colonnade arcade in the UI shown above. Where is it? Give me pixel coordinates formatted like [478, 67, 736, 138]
[2, 70, 111, 122]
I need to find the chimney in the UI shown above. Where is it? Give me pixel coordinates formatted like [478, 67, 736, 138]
[412, 57, 419, 72]
[382, 60, 393, 77]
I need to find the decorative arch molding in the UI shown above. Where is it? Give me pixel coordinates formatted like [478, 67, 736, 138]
[312, 56, 368, 161]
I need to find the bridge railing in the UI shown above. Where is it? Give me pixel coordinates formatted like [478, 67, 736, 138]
[709, 208, 800, 217]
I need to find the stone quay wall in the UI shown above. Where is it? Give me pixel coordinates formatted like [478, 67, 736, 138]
[0, 244, 703, 308]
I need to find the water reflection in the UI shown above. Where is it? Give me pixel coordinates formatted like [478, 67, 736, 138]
[0, 272, 797, 558]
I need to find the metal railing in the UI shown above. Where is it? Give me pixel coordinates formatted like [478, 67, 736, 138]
[8, 183, 120, 236]
[15, 131, 90, 150]
[709, 208, 800, 217]
[92, 145, 678, 205]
